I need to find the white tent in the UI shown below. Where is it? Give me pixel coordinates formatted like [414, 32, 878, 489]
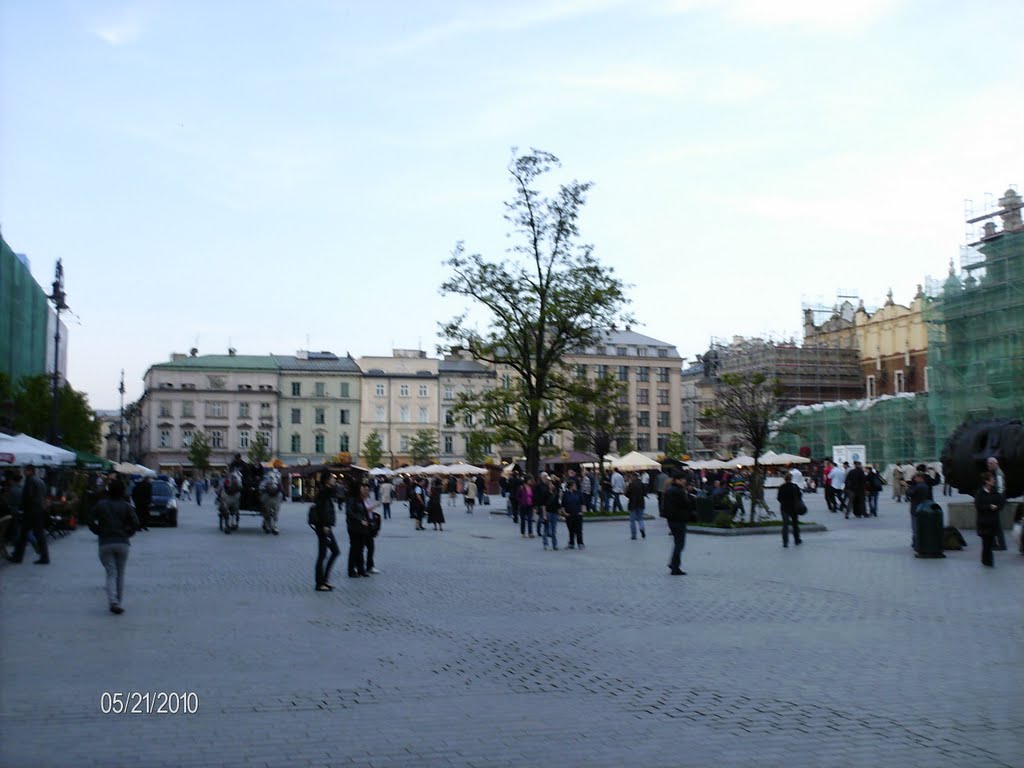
[0, 433, 76, 467]
[417, 464, 450, 475]
[730, 455, 757, 468]
[610, 451, 661, 471]
[443, 462, 489, 475]
[771, 452, 810, 465]
[368, 467, 393, 476]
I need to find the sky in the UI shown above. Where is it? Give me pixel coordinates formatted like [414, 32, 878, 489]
[2, 0, 1022, 410]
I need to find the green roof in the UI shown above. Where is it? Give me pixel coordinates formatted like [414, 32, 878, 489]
[149, 355, 279, 372]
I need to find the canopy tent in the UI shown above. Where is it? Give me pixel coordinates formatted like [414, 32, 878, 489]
[579, 454, 618, 470]
[610, 451, 662, 471]
[67, 447, 114, 471]
[416, 464, 450, 475]
[368, 467, 394, 476]
[0, 433, 76, 467]
[730, 455, 757, 468]
[442, 462, 489, 475]
[770, 452, 811, 465]
[113, 462, 157, 477]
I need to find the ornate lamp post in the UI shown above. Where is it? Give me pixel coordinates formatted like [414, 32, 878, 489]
[118, 369, 126, 463]
[47, 260, 69, 446]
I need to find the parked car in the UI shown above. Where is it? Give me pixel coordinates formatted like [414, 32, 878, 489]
[149, 479, 178, 527]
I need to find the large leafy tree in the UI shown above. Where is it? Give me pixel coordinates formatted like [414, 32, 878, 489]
[661, 432, 688, 460]
[463, 430, 492, 465]
[409, 429, 438, 466]
[13, 374, 101, 453]
[188, 430, 212, 477]
[702, 372, 783, 521]
[570, 383, 630, 474]
[361, 430, 384, 468]
[440, 149, 632, 476]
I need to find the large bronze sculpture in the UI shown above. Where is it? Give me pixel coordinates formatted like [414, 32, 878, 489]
[941, 418, 1023, 498]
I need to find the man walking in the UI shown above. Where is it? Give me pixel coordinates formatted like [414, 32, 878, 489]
[986, 457, 1008, 550]
[379, 476, 394, 520]
[610, 469, 625, 513]
[10, 465, 49, 565]
[626, 472, 647, 540]
[663, 470, 692, 575]
[131, 475, 152, 531]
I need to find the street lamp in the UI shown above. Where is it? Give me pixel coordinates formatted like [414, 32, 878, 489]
[118, 369, 126, 463]
[47, 260, 69, 446]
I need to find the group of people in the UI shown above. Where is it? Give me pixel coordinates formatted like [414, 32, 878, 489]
[309, 470, 384, 590]
[822, 459, 886, 518]
[505, 471, 587, 550]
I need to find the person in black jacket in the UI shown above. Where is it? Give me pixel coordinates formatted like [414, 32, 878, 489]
[90, 478, 140, 614]
[626, 473, 648, 540]
[974, 471, 1004, 567]
[845, 461, 867, 518]
[907, 471, 933, 549]
[347, 483, 373, 577]
[10, 465, 49, 565]
[312, 471, 340, 591]
[776, 471, 803, 547]
[131, 476, 152, 531]
[662, 471, 693, 575]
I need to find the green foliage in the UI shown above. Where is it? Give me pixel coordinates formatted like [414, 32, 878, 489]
[464, 430, 491, 464]
[409, 429, 438, 466]
[439, 149, 632, 476]
[361, 430, 384, 468]
[12, 373, 101, 453]
[188, 430, 212, 475]
[662, 432, 687, 459]
[713, 512, 734, 528]
[247, 431, 270, 463]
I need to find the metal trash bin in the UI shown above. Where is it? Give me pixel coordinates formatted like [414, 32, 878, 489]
[913, 502, 946, 558]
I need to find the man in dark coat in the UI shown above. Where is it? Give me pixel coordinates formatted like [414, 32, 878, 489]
[11, 465, 49, 564]
[131, 476, 152, 531]
[776, 471, 803, 547]
[845, 461, 867, 518]
[974, 471, 1004, 567]
[662, 471, 693, 575]
[346, 483, 372, 577]
[907, 471, 933, 549]
[626, 473, 647, 540]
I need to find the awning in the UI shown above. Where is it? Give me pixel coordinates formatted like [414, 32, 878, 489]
[0, 433, 77, 467]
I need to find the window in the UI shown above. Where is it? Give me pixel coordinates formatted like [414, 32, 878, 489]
[206, 401, 225, 418]
[657, 348, 668, 358]
[657, 389, 670, 405]
[340, 382, 350, 398]
[617, 366, 629, 382]
[618, 392, 629, 405]
[339, 409, 350, 425]
[418, 384, 428, 398]
[239, 430, 251, 449]
[339, 434, 350, 452]
[866, 375, 876, 399]
[444, 435, 453, 454]
[260, 402, 271, 416]
[315, 434, 325, 453]
[418, 407, 428, 423]
[375, 406, 386, 421]
[575, 365, 586, 380]
[289, 408, 300, 424]
[291, 382, 301, 396]
[399, 384, 409, 397]
[444, 386, 454, 400]
[502, 374, 513, 389]
[636, 435, 650, 451]
[595, 364, 607, 378]
[657, 411, 671, 428]
[638, 389, 649, 404]
[616, 346, 627, 356]
[637, 347, 648, 357]
[210, 430, 224, 448]
[657, 434, 669, 452]
[638, 411, 650, 427]
[314, 407, 325, 425]
[637, 367, 649, 382]
[182, 430, 193, 448]
[291, 434, 301, 453]
[400, 434, 410, 452]
[464, 413, 474, 427]
[239, 402, 250, 418]
[158, 401, 172, 418]
[894, 370, 905, 394]
[181, 401, 194, 418]
[159, 429, 170, 448]
[314, 382, 326, 397]
[656, 367, 670, 383]
[257, 430, 271, 449]
[541, 433, 555, 446]
[399, 406, 410, 423]
[445, 409, 455, 426]
[181, 383, 196, 390]
[375, 383, 385, 397]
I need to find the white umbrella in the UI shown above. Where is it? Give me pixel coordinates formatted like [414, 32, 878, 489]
[417, 464, 449, 475]
[445, 462, 488, 475]
[771, 452, 811, 465]
[368, 467, 393, 476]
[731, 455, 757, 467]
[0, 433, 76, 466]
[610, 451, 661, 471]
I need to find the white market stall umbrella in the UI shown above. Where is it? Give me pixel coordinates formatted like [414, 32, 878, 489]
[0, 433, 76, 467]
[368, 467, 393, 476]
[730, 455, 757, 468]
[772, 452, 811, 465]
[417, 464, 449, 475]
[609, 451, 661, 471]
[757, 450, 781, 464]
[444, 462, 488, 475]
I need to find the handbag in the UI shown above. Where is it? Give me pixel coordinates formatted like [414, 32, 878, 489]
[796, 500, 808, 516]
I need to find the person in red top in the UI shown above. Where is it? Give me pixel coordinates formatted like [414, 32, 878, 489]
[822, 459, 836, 513]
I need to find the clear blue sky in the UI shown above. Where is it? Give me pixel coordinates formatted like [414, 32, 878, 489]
[2, 0, 1022, 410]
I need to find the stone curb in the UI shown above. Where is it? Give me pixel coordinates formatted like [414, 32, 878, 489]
[688, 523, 828, 536]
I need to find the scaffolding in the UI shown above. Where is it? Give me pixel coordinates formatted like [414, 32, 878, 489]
[773, 187, 1024, 465]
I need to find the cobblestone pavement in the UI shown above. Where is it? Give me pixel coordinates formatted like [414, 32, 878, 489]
[2, 491, 1022, 768]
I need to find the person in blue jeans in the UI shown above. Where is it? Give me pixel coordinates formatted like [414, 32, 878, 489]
[542, 477, 560, 550]
[626, 473, 647, 540]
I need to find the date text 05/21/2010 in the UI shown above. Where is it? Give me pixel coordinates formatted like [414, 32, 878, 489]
[100, 692, 199, 715]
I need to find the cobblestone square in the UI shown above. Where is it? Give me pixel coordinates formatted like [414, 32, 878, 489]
[2, 492, 1021, 768]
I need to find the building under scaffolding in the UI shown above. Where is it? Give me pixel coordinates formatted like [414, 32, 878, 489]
[774, 187, 1024, 464]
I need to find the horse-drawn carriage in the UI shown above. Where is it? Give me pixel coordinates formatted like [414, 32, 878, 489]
[217, 460, 285, 535]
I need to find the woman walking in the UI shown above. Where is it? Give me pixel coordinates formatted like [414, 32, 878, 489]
[542, 476, 561, 550]
[312, 470, 340, 591]
[409, 478, 427, 530]
[89, 478, 140, 614]
[518, 476, 535, 538]
[428, 479, 446, 531]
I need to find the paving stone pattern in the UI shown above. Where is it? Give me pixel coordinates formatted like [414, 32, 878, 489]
[2, 491, 1022, 768]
